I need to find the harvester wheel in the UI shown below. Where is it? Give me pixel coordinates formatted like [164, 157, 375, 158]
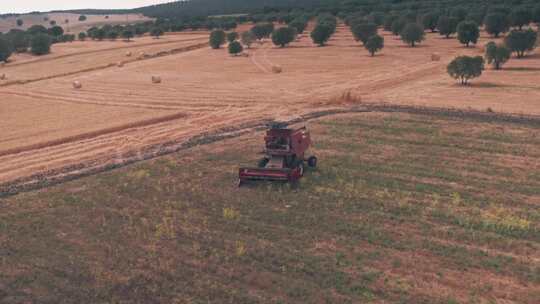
[258, 157, 270, 168]
[307, 156, 318, 168]
[297, 161, 304, 177]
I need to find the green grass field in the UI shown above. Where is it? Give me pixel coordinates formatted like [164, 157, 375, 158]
[1, 112, 539, 303]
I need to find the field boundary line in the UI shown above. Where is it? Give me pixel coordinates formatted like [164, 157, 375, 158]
[2, 104, 540, 197]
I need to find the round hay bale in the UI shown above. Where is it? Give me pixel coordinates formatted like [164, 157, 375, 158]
[72, 81, 82, 89]
[138, 52, 146, 59]
[271, 65, 283, 74]
[151, 76, 162, 84]
[117, 61, 124, 67]
[431, 53, 441, 61]
[126, 51, 132, 57]
[0, 73, 6, 80]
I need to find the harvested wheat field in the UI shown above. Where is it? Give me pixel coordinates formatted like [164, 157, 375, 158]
[1, 23, 540, 189]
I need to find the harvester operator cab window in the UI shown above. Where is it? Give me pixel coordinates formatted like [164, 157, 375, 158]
[267, 136, 290, 151]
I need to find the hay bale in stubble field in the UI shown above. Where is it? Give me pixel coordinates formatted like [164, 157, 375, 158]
[431, 53, 441, 61]
[72, 81, 82, 89]
[138, 52, 146, 59]
[126, 51, 132, 57]
[0, 74, 6, 80]
[152, 76, 161, 84]
[117, 61, 124, 67]
[271, 65, 283, 73]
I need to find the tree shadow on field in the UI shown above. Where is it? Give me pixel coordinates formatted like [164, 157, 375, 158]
[395, 44, 429, 48]
[503, 66, 540, 72]
[465, 82, 540, 90]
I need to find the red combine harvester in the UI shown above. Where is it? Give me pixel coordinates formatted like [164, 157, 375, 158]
[238, 124, 317, 186]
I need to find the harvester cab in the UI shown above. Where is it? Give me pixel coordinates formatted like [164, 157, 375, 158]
[238, 124, 317, 186]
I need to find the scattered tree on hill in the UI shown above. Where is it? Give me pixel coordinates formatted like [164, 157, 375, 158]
[16, 19, 23, 27]
[240, 31, 255, 48]
[504, 29, 537, 58]
[78, 15, 87, 22]
[228, 40, 243, 56]
[78, 32, 87, 41]
[310, 24, 333, 46]
[484, 13, 510, 38]
[209, 30, 226, 49]
[485, 42, 511, 70]
[226, 31, 238, 43]
[122, 30, 134, 42]
[457, 21, 479, 47]
[151, 27, 164, 39]
[437, 16, 458, 38]
[447, 56, 484, 85]
[49, 20, 56, 26]
[48, 26, 64, 37]
[30, 34, 52, 55]
[391, 18, 407, 36]
[364, 34, 384, 56]
[0, 37, 13, 62]
[43, 16, 49, 22]
[352, 22, 377, 44]
[421, 12, 439, 32]
[510, 7, 531, 30]
[272, 27, 296, 47]
[400, 23, 425, 47]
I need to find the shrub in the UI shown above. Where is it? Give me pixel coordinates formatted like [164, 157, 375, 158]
[311, 24, 333, 46]
[510, 7, 531, 30]
[421, 12, 439, 32]
[271, 27, 296, 47]
[484, 13, 510, 38]
[78, 32, 87, 41]
[122, 30, 134, 41]
[365, 34, 384, 56]
[447, 56, 484, 85]
[0, 37, 13, 62]
[228, 41, 243, 56]
[226, 31, 238, 43]
[457, 21, 479, 47]
[240, 31, 255, 48]
[352, 22, 377, 44]
[209, 30, 226, 49]
[485, 42, 511, 70]
[400, 23, 425, 47]
[30, 34, 52, 55]
[78, 15, 87, 22]
[391, 17, 407, 36]
[504, 29, 537, 58]
[437, 16, 458, 38]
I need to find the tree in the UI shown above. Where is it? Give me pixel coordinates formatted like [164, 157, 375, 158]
[30, 34, 52, 55]
[151, 27, 164, 39]
[16, 19, 23, 27]
[289, 18, 307, 34]
[450, 7, 468, 23]
[400, 23, 425, 47]
[122, 30, 134, 42]
[228, 40, 243, 56]
[226, 31, 238, 43]
[457, 21, 479, 47]
[78, 15, 87, 22]
[271, 27, 296, 47]
[310, 24, 333, 46]
[447, 56, 484, 85]
[240, 31, 256, 48]
[351, 22, 377, 44]
[391, 18, 407, 36]
[422, 12, 439, 32]
[10, 31, 28, 52]
[504, 29, 537, 58]
[27, 25, 47, 35]
[437, 16, 458, 38]
[0, 37, 13, 62]
[383, 14, 398, 32]
[534, 5, 540, 24]
[485, 42, 511, 70]
[251, 23, 274, 41]
[49, 20, 56, 26]
[94, 29, 106, 41]
[78, 32, 87, 41]
[209, 30, 226, 49]
[49, 26, 64, 37]
[510, 7, 531, 30]
[484, 13, 510, 38]
[365, 34, 384, 56]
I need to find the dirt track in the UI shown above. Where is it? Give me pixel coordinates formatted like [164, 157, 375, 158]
[1, 24, 539, 189]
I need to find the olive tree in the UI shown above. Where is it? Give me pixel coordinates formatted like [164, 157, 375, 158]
[484, 13, 510, 38]
[310, 24, 333, 46]
[228, 41, 243, 56]
[209, 30, 226, 49]
[240, 31, 256, 48]
[226, 31, 238, 43]
[437, 16, 458, 38]
[365, 34, 384, 56]
[447, 56, 484, 85]
[485, 42, 511, 70]
[421, 12, 439, 32]
[122, 30, 134, 42]
[400, 23, 425, 47]
[30, 34, 52, 55]
[391, 18, 407, 36]
[504, 29, 537, 58]
[352, 22, 377, 44]
[510, 7, 531, 30]
[0, 37, 13, 62]
[271, 27, 296, 48]
[457, 21, 479, 47]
